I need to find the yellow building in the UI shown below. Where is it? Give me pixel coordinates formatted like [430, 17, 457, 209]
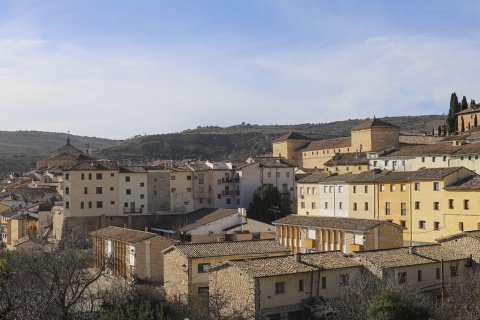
[323, 152, 369, 174]
[296, 172, 330, 216]
[456, 104, 480, 132]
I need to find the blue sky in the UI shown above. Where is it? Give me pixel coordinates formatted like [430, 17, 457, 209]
[1, 1, 479, 139]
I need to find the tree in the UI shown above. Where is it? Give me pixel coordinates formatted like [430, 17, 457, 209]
[471, 99, 477, 107]
[461, 116, 465, 132]
[438, 125, 442, 136]
[461, 96, 469, 111]
[475, 114, 478, 128]
[446, 92, 459, 134]
[367, 288, 430, 320]
[249, 184, 282, 223]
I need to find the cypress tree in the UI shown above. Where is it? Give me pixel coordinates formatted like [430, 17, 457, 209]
[471, 99, 476, 107]
[446, 92, 459, 134]
[461, 96, 469, 111]
[438, 126, 442, 136]
[475, 114, 478, 127]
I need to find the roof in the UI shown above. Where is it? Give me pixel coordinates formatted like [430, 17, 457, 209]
[375, 171, 415, 182]
[350, 118, 400, 131]
[299, 137, 351, 152]
[178, 208, 239, 232]
[383, 143, 460, 157]
[273, 215, 402, 232]
[297, 172, 331, 183]
[165, 239, 289, 258]
[444, 175, 480, 190]
[323, 152, 368, 166]
[436, 230, 480, 242]
[119, 166, 148, 173]
[248, 157, 295, 168]
[355, 244, 468, 268]
[67, 160, 119, 171]
[407, 167, 467, 180]
[348, 169, 391, 183]
[318, 173, 357, 183]
[90, 226, 160, 243]
[272, 132, 312, 143]
[213, 251, 362, 278]
[456, 105, 480, 115]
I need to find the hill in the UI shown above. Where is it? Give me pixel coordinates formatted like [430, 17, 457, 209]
[94, 115, 446, 165]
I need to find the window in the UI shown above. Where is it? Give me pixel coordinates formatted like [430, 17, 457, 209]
[339, 274, 349, 286]
[159, 189, 165, 194]
[84, 187, 88, 194]
[299, 279, 304, 292]
[434, 201, 440, 210]
[365, 202, 369, 210]
[390, 184, 395, 192]
[414, 182, 420, 191]
[433, 182, 440, 191]
[96, 173, 102, 180]
[275, 282, 285, 294]
[140, 182, 144, 187]
[365, 186, 368, 193]
[443, 156, 447, 161]
[65, 173, 69, 180]
[464, 200, 469, 210]
[421, 157, 425, 163]
[88, 173, 92, 180]
[286, 172, 290, 177]
[385, 202, 390, 215]
[400, 220, 406, 228]
[419, 220, 426, 229]
[307, 187, 311, 194]
[96, 187, 102, 194]
[323, 186, 327, 193]
[436, 268, 441, 280]
[459, 222, 464, 231]
[450, 265, 458, 277]
[338, 202, 342, 209]
[401, 184, 406, 192]
[88, 201, 92, 209]
[126, 189, 131, 195]
[125, 176, 130, 182]
[217, 194, 221, 199]
[380, 185, 385, 192]
[418, 270, 423, 282]
[353, 186, 356, 193]
[267, 172, 271, 178]
[198, 263, 210, 273]
[338, 186, 343, 193]
[159, 177, 164, 182]
[312, 202, 316, 209]
[140, 194, 144, 199]
[392, 160, 397, 168]
[321, 277, 327, 289]
[324, 202, 328, 209]
[312, 187, 317, 194]
[401, 202, 406, 215]
[81, 173, 85, 180]
[449, 199, 454, 209]
[434, 221, 440, 230]
[111, 201, 115, 205]
[111, 173, 115, 177]
[432, 156, 436, 162]
[124, 203, 128, 208]
[301, 202, 305, 209]
[80, 202, 84, 209]
[275, 172, 280, 178]
[65, 187, 70, 195]
[96, 201, 103, 208]
[398, 272, 407, 284]
[184, 201, 189, 205]
[300, 187, 304, 195]
[187, 175, 192, 180]
[171, 176, 175, 180]
[171, 188, 176, 193]
[110, 187, 114, 191]
[385, 160, 389, 166]
[187, 188, 192, 192]
[353, 203, 357, 211]
[329, 186, 333, 193]
[199, 198, 204, 204]
[65, 202, 69, 209]
[415, 201, 420, 210]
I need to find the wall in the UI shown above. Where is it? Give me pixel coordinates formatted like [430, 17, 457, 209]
[163, 249, 189, 300]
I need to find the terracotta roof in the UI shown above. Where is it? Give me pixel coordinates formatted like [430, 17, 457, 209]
[407, 167, 467, 180]
[318, 173, 356, 183]
[273, 215, 402, 232]
[178, 208, 239, 232]
[167, 239, 289, 258]
[119, 166, 148, 173]
[453, 143, 480, 155]
[249, 157, 295, 168]
[436, 230, 480, 242]
[348, 170, 390, 182]
[216, 251, 362, 278]
[444, 175, 480, 190]
[355, 244, 468, 268]
[350, 118, 400, 131]
[375, 171, 415, 182]
[324, 152, 368, 166]
[272, 132, 312, 143]
[399, 134, 445, 145]
[67, 160, 119, 171]
[384, 143, 459, 157]
[299, 137, 351, 152]
[456, 106, 480, 115]
[90, 226, 161, 243]
[297, 172, 331, 183]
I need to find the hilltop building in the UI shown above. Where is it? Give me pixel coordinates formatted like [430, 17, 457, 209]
[36, 136, 92, 169]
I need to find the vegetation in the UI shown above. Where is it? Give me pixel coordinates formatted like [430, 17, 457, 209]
[367, 288, 430, 320]
[249, 184, 284, 223]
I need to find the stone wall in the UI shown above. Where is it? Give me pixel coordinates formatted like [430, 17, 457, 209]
[440, 236, 480, 265]
[134, 235, 173, 282]
[163, 249, 189, 301]
[375, 224, 404, 249]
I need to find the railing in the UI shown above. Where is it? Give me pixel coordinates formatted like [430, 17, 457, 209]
[124, 208, 143, 214]
[222, 190, 234, 196]
[221, 177, 240, 183]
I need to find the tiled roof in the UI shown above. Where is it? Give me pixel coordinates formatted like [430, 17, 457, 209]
[67, 160, 119, 171]
[119, 166, 148, 173]
[355, 244, 467, 268]
[323, 152, 368, 166]
[273, 215, 402, 232]
[178, 208, 239, 232]
[348, 170, 390, 183]
[90, 226, 162, 243]
[169, 239, 289, 258]
[297, 172, 331, 183]
[399, 134, 445, 145]
[407, 167, 466, 180]
[250, 157, 295, 168]
[383, 143, 459, 157]
[375, 171, 415, 182]
[272, 132, 312, 143]
[436, 230, 480, 242]
[453, 142, 480, 155]
[219, 251, 362, 278]
[6, 187, 59, 203]
[350, 118, 400, 131]
[318, 173, 356, 183]
[299, 137, 351, 152]
[456, 106, 480, 115]
[444, 175, 480, 190]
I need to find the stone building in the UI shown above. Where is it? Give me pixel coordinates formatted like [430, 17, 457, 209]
[437, 230, 480, 265]
[273, 215, 404, 254]
[162, 239, 290, 302]
[36, 136, 92, 169]
[90, 226, 173, 282]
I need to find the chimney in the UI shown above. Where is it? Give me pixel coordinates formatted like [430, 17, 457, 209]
[409, 246, 416, 254]
[295, 252, 302, 262]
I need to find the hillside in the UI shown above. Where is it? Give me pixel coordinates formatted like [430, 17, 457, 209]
[95, 115, 446, 164]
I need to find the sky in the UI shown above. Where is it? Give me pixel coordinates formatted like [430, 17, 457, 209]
[1, 0, 480, 139]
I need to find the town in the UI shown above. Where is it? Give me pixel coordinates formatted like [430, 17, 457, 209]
[1, 103, 479, 319]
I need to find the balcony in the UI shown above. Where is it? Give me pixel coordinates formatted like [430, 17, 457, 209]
[124, 207, 143, 214]
[222, 190, 234, 196]
[221, 177, 240, 184]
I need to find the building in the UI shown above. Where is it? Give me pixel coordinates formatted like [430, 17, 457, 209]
[436, 231, 480, 265]
[323, 152, 369, 174]
[90, 226, 173, 282]
[36, 136, 92, 169]
[162, 239, 290, 302]
[297, 172, 330, 216]
[209, 251, 363, 319]
[273, 215, 404, 254]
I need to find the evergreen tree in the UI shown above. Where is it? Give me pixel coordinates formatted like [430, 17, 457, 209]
[446, 92, 459, 134]
[438, 126, 442, 136]
[471, 99, 476, 107]
[461, 117, 465, 132]
[461, 96, 469, 111]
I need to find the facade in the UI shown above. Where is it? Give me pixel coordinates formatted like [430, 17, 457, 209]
[323, 152, 369, 174]
[90, 226, 173, 282]
[162, 240, 290, 302]
[273, 215, 404, 254]
[209, 252, 363, 319]
[318, 174, 357, 218]
[456, 105, 480, 132]
[297, 172, 330, 216]
[119, 166, 149, 214]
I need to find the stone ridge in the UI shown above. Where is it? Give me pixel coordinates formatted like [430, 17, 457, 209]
[354, 244, 467, 268]
[172, 239, 289, 258]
